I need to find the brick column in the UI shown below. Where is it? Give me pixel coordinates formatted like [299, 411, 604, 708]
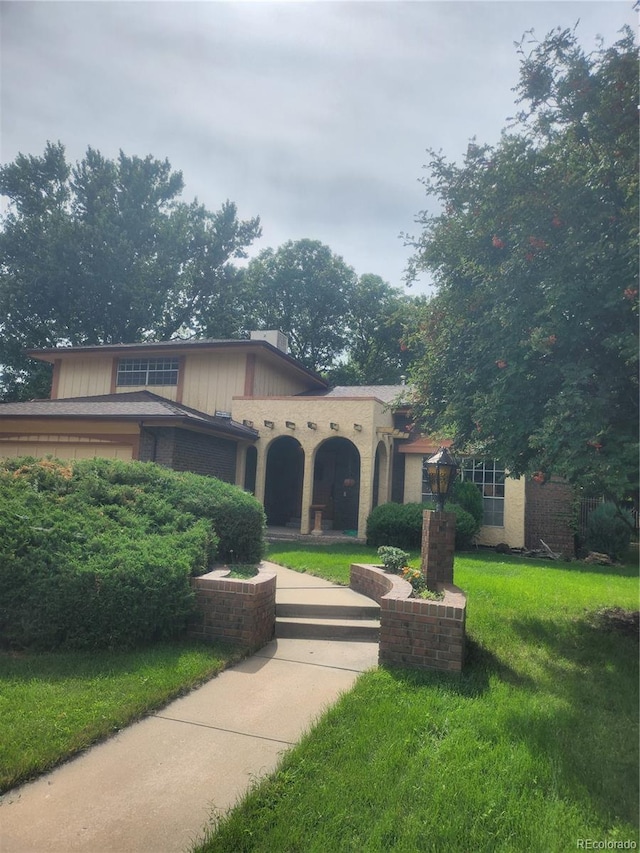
[421, 510, 456, 590]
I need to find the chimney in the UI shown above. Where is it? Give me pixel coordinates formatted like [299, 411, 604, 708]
[249, 330, 288, 353]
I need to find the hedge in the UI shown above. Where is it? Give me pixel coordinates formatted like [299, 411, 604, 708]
[0, 457, 265, 650]
[366, 500, 479, 551]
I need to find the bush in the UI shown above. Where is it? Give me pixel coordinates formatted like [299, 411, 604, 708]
[444, 501, 480, 551]
[0, 457, 265, 650]
[450, 479, 484, 528]
[366, 502, 425, 549]
[366, 500, 479, 551]
[377, 546, 410, 573]
[585, 502, 634, 560]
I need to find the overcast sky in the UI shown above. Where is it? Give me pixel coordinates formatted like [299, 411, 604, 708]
[1, 1, 636, 294]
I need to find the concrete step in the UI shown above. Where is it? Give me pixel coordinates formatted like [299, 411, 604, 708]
[276, 616, 380, 642]
[276, 602, 380, 620]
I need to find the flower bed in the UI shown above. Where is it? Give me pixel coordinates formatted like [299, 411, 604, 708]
[350, 563, 466, 672]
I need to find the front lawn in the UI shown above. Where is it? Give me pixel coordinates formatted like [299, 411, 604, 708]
[0, 640, 241, 793]
[197, 548, 639, 852]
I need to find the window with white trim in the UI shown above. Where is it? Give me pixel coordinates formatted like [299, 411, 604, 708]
[460, 458, 505, 526]
[116, 357, 179, 387]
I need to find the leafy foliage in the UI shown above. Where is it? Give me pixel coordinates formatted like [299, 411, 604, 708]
[407, 27, 638, 504]
[0, 143, 261, 399]
[376, 545, 410, 573]
[367, 501, 477, 551]
[450, 479, 484, 527]
[585, 502, 634, 560]
[0, 457, 265, 649]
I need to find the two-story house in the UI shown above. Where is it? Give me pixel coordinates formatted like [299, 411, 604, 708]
[0, 331, 575, 552]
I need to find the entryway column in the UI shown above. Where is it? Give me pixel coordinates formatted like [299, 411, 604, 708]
[300, 448, 315, 534]
[253, 444, 267, 505]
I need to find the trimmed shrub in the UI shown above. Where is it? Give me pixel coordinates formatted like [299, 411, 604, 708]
[585, 502, 634, 560]
[366, 500, 479, 551]
[450, 479, 484, 528]
[0, 457, 265, 650]
[444, 501, 480, 551]
[366, 502, 425, 549]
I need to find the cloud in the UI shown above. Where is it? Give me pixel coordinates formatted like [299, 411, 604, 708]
[1, 1, 635, 292]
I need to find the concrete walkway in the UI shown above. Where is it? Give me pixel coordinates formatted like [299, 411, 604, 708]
[0, 565, 379, 853]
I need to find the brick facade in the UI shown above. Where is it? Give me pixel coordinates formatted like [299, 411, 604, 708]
[139, 427, 237, 482]
[188, 566, 276, 650]
[350, 563, 466, 673]
[420, 510, 456, 589]
[525, 477, 575, 556]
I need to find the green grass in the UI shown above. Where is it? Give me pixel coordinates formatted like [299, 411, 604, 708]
[0, 639, 241, 793]
[265, 541, 420, 583]
[197, 547, 639, 853]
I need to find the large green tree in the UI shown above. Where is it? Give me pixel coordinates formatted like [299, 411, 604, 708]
[0, 142, 260, 399]
[328, 274, 420, 385]
[243, 238, 358, 373]
[407, 26, 638, 503]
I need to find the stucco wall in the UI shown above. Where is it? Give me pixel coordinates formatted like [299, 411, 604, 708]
[232, 395, 395, 537]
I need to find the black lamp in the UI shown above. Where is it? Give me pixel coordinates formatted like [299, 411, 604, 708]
[424, 446, 459, 511]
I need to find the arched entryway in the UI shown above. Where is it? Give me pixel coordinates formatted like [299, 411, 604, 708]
[264, 436, 304, 526]
[313, 437, 360, 533]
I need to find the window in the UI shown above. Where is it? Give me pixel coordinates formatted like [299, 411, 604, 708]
[116, 357, 179, 387]
[460, 458, 505, 526]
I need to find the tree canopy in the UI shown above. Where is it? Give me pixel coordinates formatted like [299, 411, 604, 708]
[407, 26, 638, 503]
[0, 142, 261, 399]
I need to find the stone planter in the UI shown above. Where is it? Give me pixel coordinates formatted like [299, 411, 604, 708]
[350, 563, 466, 672]
[188, 563, 276, 651]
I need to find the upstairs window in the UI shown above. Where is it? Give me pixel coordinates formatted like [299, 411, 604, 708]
[459, 458, 505, 526]
[116, 357, 179, 387]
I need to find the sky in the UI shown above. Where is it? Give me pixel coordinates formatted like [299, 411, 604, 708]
[1, 1, 636, 295]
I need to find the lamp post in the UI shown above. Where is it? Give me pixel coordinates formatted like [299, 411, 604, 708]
[424, 446, 459, 512]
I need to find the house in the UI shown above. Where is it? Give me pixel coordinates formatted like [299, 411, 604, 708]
[0, 331, 574, 553]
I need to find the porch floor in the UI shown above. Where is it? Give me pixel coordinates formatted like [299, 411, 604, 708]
[266, 525, 365, 545]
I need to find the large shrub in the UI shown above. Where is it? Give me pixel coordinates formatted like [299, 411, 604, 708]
[366, 501, 479, 551]
[585, 502, 634, 560]
[0, 457, 265, 649]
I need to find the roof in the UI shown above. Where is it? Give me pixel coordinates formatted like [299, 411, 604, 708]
[25, 338, 328, 391]
[301, 385, 410, 406]
[0, 391, 259, 441]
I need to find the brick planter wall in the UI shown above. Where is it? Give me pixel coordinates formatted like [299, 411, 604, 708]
[188, 564, 276, 650]
[350, 563, 466, 673]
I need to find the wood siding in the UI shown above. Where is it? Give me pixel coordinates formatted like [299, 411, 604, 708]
[56, 358, 113, 398]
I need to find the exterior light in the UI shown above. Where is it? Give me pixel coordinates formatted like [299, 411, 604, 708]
[263, 420, 274, 429]
[307, 421, 317, 430]
[330, 422, 339, 430]
[286, 421, 296, 429]
[424, 446, 459, 512]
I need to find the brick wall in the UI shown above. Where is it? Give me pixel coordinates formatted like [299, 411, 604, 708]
[525, 477, 575, 556]
[420, 510, 456, 588]
[188, 566, 276, 650]
[350, 563, 466, 673]
[139, 427, 237, 482]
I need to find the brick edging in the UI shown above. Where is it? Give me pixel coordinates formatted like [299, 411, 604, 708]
[188, 563, 277, 650]
[350, 563, 466, 672]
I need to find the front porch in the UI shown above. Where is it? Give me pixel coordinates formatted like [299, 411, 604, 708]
[265, 525, 366, 545]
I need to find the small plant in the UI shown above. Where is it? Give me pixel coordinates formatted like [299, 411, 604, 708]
[377, 545, 410, 574]
[399, 566, 445, 600]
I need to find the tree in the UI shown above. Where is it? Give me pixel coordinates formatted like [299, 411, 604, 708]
[243, 239, 357, 373]
[407, 26, 638, 504]
[327, 274, 419, 385]
[0, 142, 261, 399]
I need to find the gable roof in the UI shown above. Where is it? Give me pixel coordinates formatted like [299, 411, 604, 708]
[0, 391, 259, 440]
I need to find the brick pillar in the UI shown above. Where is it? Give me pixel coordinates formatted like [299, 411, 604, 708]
[421, 510, 456, 590]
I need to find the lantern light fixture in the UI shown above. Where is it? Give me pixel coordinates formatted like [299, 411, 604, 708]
[424, 446, 459, 512]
